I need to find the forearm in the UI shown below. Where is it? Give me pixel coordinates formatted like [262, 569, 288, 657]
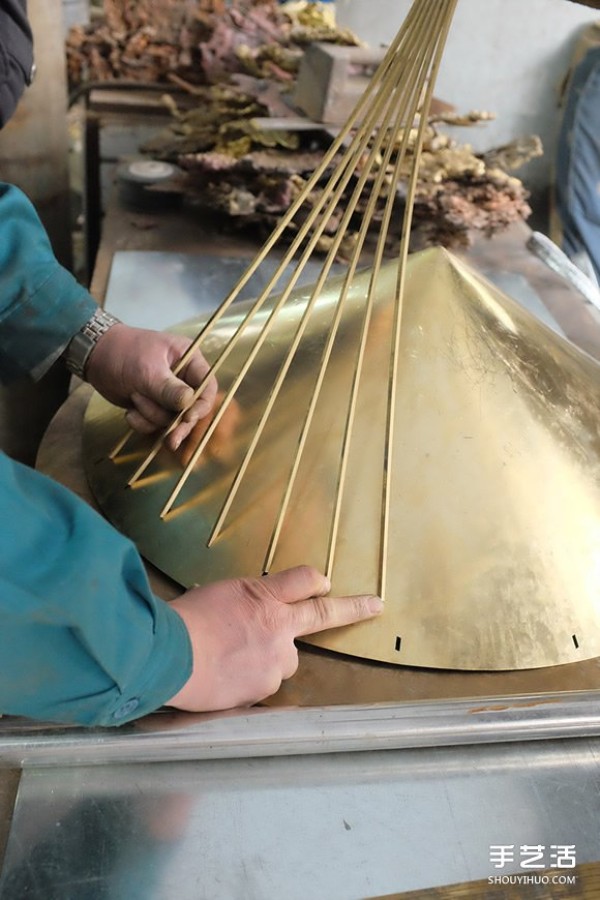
[0, 451, 192, 726]
[567, 0, 600, 8]
[0, 182, 97, 383]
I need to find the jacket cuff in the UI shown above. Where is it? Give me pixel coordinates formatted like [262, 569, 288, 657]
[0, 262, 97, 382]
[96, 599, 193, 727]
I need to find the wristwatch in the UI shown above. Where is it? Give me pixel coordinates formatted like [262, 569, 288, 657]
[64, 308, 121, 379]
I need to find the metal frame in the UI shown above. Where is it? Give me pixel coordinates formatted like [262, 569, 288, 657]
[1, 689, 600, 768]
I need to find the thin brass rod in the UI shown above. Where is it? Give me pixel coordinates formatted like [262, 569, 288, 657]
[325, 0, 447, 582]
[109, 1, 426, 461]
[161, 0, 425, 373]
[126, 27, 424, 486]
[379, 0, 459, 599]
[262, 2, 439, 574]
[160, 86, 409, 517]
[207, 10, 432, 546]
[165, 0, 424, 373]
[109, 428, 132, 460]
[158, 18, 436, 517]
[109, 4, 432, 472]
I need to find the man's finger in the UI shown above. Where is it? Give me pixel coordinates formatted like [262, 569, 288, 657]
[181, 389, 218, 425]
[150, 368, 217, 420]
[178, 349, 219, 416]
[290, 594, 384, 637]
[261, 566, 331, 604]
[188, 389, 219, 423]
[182, 351, 216, 390]
[125, 408, 160, 434]
[155, 374, 195, 412]
[131, 391, 174, 427]
[166, 419, 197, 452]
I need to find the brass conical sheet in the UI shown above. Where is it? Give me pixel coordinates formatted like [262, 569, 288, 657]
[83, 247, 600, 670]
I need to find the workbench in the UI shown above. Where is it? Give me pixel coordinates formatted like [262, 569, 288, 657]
[1, 189, 600, 898]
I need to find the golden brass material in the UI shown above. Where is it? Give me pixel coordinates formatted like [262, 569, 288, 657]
[84, 248, 600, 671]
[113, 0, 459, 486]
[82, 0, 600, 673]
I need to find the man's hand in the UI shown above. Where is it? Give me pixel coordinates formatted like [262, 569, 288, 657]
[85, 324, 218, 450]
[166, 566, 384, 712]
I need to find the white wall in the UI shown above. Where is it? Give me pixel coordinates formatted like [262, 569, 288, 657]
[336, 0, 600, 199]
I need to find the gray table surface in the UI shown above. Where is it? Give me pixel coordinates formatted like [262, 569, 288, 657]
[2, 241, 599, 898]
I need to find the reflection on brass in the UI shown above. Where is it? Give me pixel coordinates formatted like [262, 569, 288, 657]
[81, 0, 600, 673]
[84, 248, 600, 671]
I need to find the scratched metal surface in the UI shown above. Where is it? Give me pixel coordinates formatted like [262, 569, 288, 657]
[0, 738, 597, 899]
[103, 250, 345, 330]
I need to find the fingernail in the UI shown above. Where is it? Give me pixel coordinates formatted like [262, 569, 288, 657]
[367, 596, 384, 615]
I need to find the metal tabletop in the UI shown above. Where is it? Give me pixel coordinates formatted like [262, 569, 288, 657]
[2, 233, 600, 897]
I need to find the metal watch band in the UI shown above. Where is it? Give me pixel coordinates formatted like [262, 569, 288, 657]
[64, 309, 121, 379]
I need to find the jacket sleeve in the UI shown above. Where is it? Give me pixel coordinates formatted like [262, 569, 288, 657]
[0, 450, 193, 726]
[0, 181, 97, 383]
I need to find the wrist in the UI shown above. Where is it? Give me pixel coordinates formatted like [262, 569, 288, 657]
[164, 601, 199, 710]
[63, 308, 121, 380]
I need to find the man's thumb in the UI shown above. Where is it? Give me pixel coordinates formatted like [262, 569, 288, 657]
[157, 375, 194, 411]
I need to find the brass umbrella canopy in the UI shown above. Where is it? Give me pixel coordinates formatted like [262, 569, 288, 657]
[84, 248, 600, 670]
[83, 0, 600, 670]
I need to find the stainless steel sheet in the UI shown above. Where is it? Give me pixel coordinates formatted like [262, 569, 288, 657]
[0, 738, 597, 899]
[103, 250, 345, 330]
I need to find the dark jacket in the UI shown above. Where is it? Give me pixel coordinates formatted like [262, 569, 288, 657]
[0, 0, 34, 127]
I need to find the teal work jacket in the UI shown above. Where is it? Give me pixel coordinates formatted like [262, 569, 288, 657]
[0, 182, 192, 725]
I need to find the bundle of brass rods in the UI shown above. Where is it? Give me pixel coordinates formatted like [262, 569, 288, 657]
[108, 0, 422, 464]
[111, 0, 459, 591]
